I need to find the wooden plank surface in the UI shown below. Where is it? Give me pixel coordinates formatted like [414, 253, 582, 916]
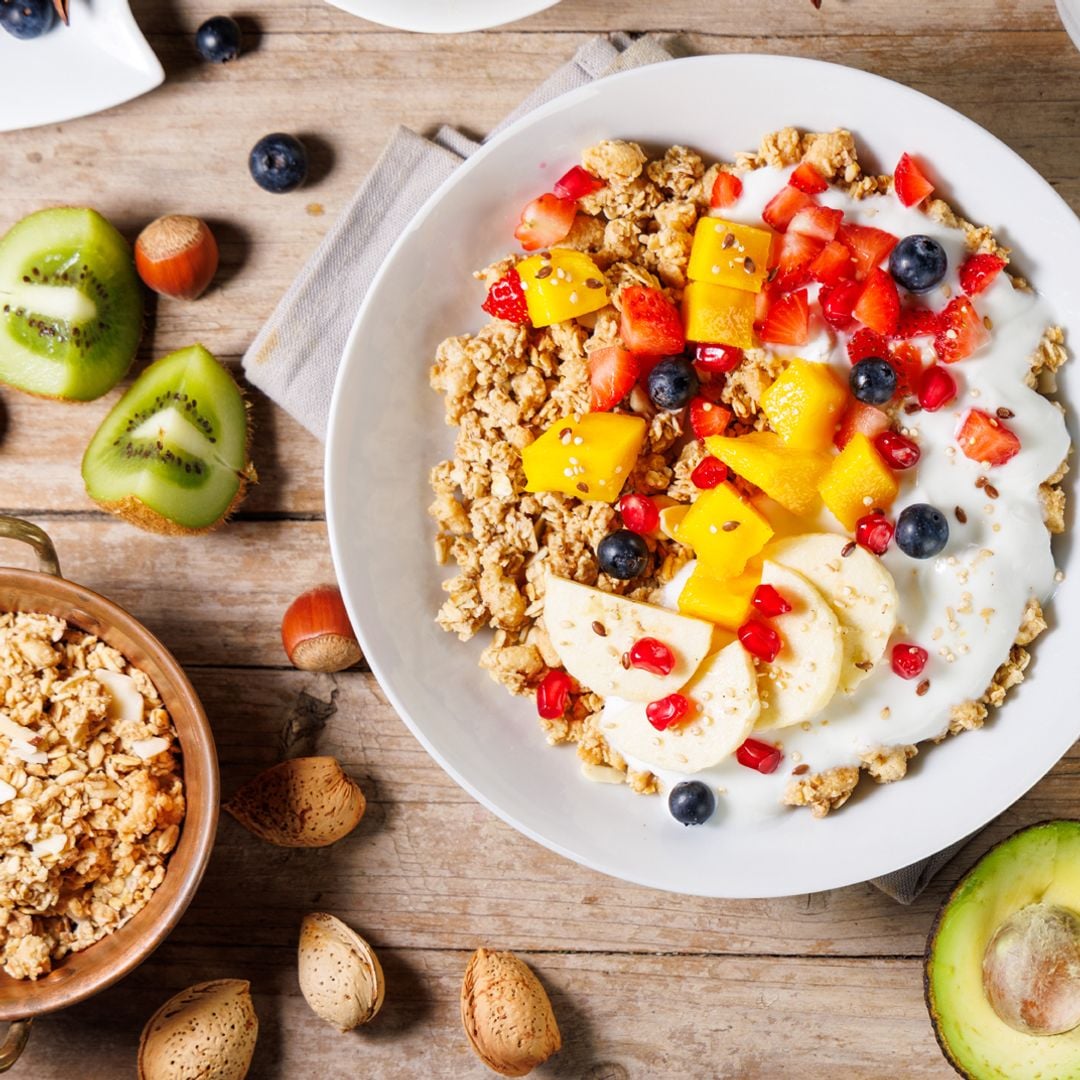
[1, 0, 1078, 1076]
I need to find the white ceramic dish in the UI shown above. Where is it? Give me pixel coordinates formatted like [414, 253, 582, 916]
[1058, 0, 1080, 52]
[326, 54, 1080, 898]
[0, 0, 162, 134]
[324, 0, 560, 33]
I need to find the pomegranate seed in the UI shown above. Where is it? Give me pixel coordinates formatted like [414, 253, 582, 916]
[647, 693, 690, 731]
[629, 637, 676, 676]
[891, 642, 929, 680]
[536, 669, 572, 719]
[874, 431, 921, 469]
[691, 456, 728, 489]
[736, 738, 783, 774]
[751, 584, 792, 618]
[619, 493, 660, 534]
[855, 510, 895, 555]
[694, 343, 744, 373]
[918, 364, 958, 412]
[737, 620, 783, 663]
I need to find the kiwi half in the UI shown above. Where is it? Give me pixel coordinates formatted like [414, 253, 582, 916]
[82, 344, 255, 534]
[0, 207, 143, 400]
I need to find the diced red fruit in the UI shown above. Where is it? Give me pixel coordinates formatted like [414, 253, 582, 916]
[751, 584, 793, 618]
[893, 152, 935, 208]
[618, 493, 660, 535]
[855, 510, 895, 556]
[934, 296, 991, 363]
[537, 669, 572, 719]
[513, 193, 577, 251]
[710, 171, 744, 209]
[552, 165, 605, 201]
[811, 240, 856, 286]
[836, 223, 899, 279]
[956, 408, 1022, 466]
[646, 693, 690, 731]
[834, 401, 890, 450]
[891, 643, 929, 680]
[759, 289, 810, 346]
[788, 162, 828, 195]
[847, 327, 891, 365]
[819, 280, 863, 330]
[619, 285, 686, 357]
[772, 231, 824, 291]
[694, 343, 744, 373]
[737, 619, 783, 663]
[959, 253, 1007, 297]
[917, 364, 958, 412]
[874, 431, 921, 469]
[762, 186, 816, 232]
[888, 342, 924, 398]
[481, 269, 529, 324]
[894, 305, 943, 339]
[736, 737, 783, 774]
[629, 637, 676, 677]
[588, 345, 640, 412]
[788, 205, 844, 243]
[689, 398, 733, 440]
[853, 268, 901, 335]
[691, 456, 728, 489]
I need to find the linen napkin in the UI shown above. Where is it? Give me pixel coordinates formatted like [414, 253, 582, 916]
[241, 31, 973, 904]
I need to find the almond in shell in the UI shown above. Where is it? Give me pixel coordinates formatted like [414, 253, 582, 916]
[298, 912, 385, 1031]
[461, 948, 561, 1077]
[138, 979, 257, 1080]
[224, 756, 365, 847]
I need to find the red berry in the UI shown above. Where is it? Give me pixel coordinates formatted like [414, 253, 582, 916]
[788, 162, 828, 195]
[891, 642, 929, 680]
[893, 305, 943, 339]
[694, 343, 744, 372]
[710, 171, 743, 209]
[618, 493, 660, 535]
[514, 193, 576, 251]
[836, 223, 899, 279]
[893, 152, 935, 208]
[917, 364, 958, 412]
[647, 693, 689, 731]
[689, 398, 733, 440]
[481, 269, 529, 324]
[751, 584, 792, 618]
[629, 637, 676, 676]
[934, 296, 990, 364]
[788, 204, 844, 243]
[691, 456, 728, 489]
[810, 240, 856, 286]
[958, 253, 1007, 297]
[588, 345, 640, 412]
[853, 267, 901, 336]
[619, 285, 686, 357]
[759, 289, 810, 346]
[819, 279, 862, 329]
[956, 408, 1022, 467]
[762, 185, 816, 232]
[552, 165, 605, 200]
[847, 327, 890, 365]
[738, 620, 783, 663]
[874, 431, 921, 469]
[888, 342, 924, 399]
[855, 510, 895, 555]
[537, 669, 572, 719]
[736, 738, 783, 774]
[772, 230, 824, 292]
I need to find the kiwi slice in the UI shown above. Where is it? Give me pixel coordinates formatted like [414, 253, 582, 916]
[82, 344, 255, 534]
[0, 207, 142, 401]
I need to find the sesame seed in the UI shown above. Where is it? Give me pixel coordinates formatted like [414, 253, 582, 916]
[563, 468, 574, 477]
[711, 264, 721, 275]
[709, 524, 719, 534]
[573, 436, 584, 445]
[569, 292, 579, 304]
[568, 456, 579, 465]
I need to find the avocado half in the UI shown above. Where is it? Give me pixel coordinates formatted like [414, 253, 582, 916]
[925, 820, 1080, 1079]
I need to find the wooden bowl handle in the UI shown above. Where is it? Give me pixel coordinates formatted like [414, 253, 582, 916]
[0, 517, 61, 578]
[0, 1020, 32, 1071]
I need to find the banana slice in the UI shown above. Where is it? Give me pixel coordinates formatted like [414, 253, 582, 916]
[766, 533, 898, 692]
[601, 641, 760, 772]
[755, 560, 843, 730]
[543, 574, 714, 702]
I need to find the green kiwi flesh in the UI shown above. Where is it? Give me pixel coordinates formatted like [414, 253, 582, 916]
[0, 207, 143, 400]
[82, 344, 253, 533]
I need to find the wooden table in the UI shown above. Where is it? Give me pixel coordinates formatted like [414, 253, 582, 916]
[2, 1, 1078, 1075]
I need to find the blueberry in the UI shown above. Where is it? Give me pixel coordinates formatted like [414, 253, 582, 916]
[889, 234, 948, 294]
[597, 529, 649, 580]
[195, 15, 241, 62]
[895, 503, 949, 559]
[249, 133, 308, 194]
[850, 357, 896, 405]
[646, 357, 698, 411]
[0, 0, 55, 39]
[668, 781, 716, 826]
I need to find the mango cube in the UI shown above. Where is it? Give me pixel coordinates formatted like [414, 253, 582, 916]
[682, 282, 756, 349]
[760, 359, 849, 452]
[678, 564, 761, 631]
[517, 249, 609, 328]
[687, 218, 773, 293]
[705, 432, 830, 518]
[818, 432, 899, 529]
[521, 412, 645, 503]
[658, 503, 690, 541]
[674, 483, 773, 578]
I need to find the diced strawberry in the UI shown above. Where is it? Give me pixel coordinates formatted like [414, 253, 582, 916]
[819, 280, 862, 330]
[956, 408, 1021, 466]
[837, 223, 899, 279]
[847, 327, 890, 365]
[772, 231, 824, 291]
[481, 269, 529, 324]
[810, 240, 855, 285]
[894, 152, 935, 208]
[694, 343, 744, 373]
[788, 205, 844, 243]
[619, 286, 685, 357]
[959, 253, 1007, 297]
[834, 401, 890, 450]
[762, 186, 816, 232]
[689, 397, 733, 439]
[788, 162, 828, 195]
[934, 296, 990, 363]
[553, 165, 605, 201]
[588, 345, 640, 412]
[893, 305, 942, 339]
[754, 280, 780, 328]
[710, 171, 743, 209]
[888, 342, 924, 398]
[514, 193, 576, 251]
[759, 289, 810, 346]
[853, 268, 900, 336]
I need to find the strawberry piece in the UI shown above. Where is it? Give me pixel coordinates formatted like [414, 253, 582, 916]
[647, 693, 689, 731]
[553, 165, 605, 201]
[772, 231, 824, 291]
[847, 327, 890, 365]
[481, 269, 529, 324]
[810, 240, 855, 285]
[710, 171, 743, 209]
[618, 493, 660, 535]
[892, 643, 928, 680]
[619, 286, 685, 357]
[893, 305, 942, 339]
[751, 584, 792, 618]
[689, 397, 733, 440]
[918, 364, 958, 412]
[837, 223, 899, 279]
[694, 343, 744, 373]
[834, 401, 890, 450]
[819, 280, 862, 330]
[934, 296, 990, 363]
[629, 637, 676, 676]
[691, 456, 728, 489]
[894, 152, 935, 207]
[537, 669, 572, 719]
[759, 289, 810, 346]
[736, 738, 783, 774]
[853, 268, 900, 335]
[514, 193, 576, 251]
[788, 162, 828, 195]
[762, 186, 816, 232]
[874, 430, 921, 469]
[888, 342, 924, 398]
[737, 620, 783, 663]
[956, 408, 1021, 466]
[788, 205, 844, 243]
[856, 510, 894, 555]
[959, 253, 1007, 297]
[588, 345, 640, 412]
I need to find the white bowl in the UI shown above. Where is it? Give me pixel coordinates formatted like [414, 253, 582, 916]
[324, 0, 560, 33]
[326, 55, 1080, 898]
[1058, 0, 1080, 51]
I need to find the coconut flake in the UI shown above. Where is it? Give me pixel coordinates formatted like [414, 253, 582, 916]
[31, 833, 67, 859]
[131, 737, 170, 761]
[0, 781, 15, 805]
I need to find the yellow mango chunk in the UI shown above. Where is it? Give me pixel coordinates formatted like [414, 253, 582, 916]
[760, 359, 849, 452]
[517, 249, 609, 328]
[678, 564, 761, 631]
[687, 218, 773, 294]
[682, 282, 756, 349]
[521, 412, 645, 503]
[705, 432, 829, 518]
[818, 432, 899, 530]
[658, 504, 690, 541]
[674, 483, 773, 578]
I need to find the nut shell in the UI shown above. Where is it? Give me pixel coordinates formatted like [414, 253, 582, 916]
[138, 979, 258, 1080]
[224, 756, 365, 847]
[298, 912, 385, 1031]
[461, 948, 561, 1077]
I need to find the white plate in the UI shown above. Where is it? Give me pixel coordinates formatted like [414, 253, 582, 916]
[1059, 0, 1080, 52]
[0, 0, 162, 133]
[324, 0, 560, 33]
[326, 55, 1080, 898]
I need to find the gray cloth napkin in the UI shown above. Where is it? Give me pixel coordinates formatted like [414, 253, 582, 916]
[241, 31, 973, 904]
